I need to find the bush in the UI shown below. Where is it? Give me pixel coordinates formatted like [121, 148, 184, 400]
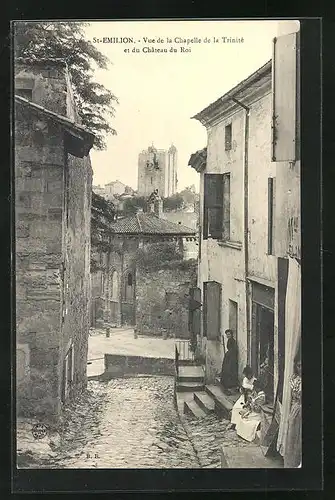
[137, 241, 183, 270]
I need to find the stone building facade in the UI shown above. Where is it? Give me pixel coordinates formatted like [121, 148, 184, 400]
[137, 144, 178, 198]
[15, 59, 94, 422]
[189, 26, 301, 412]
[90, 198, 197, 338]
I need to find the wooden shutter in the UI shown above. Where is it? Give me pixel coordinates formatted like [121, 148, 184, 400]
[203, 174, 223, 239]
[272, 31, 300, 162]
[203, 281, 221, 340]
[251, 302, 260, 375]
[222, 173, 231, 240]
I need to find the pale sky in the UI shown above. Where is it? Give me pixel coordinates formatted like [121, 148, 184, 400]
[84, 20, 299, 192]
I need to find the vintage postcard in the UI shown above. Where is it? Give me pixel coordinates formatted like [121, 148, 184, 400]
[13, 19, 306, 477]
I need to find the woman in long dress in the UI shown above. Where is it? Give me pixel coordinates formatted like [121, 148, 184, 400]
[235, 379, 266, 442]
[284, 356, 302, 468]
[220, 329, 239, 394]
[230, 366, 256, 428]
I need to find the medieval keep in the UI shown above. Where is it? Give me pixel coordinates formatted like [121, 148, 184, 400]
[137, 144, 178, 198]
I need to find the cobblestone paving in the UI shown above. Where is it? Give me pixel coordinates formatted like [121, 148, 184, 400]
[19, 376, 201, 469]
[181, 413, 255, 468]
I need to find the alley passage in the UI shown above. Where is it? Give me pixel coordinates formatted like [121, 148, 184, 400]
[38, 376, 200, 469]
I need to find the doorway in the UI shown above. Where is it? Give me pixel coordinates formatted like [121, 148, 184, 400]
[229, 299, 238, 344]
[250, 282, 275, 402]
[251, 303, 275, 401]
[121, 270, 136, 326]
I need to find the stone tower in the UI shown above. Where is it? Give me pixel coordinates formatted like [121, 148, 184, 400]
[137, 144, 178, 198]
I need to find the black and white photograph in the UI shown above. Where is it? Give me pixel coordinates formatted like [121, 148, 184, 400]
[13, 19, 304, 473]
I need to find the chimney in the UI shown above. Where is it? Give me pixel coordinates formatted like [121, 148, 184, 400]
[154, 197, 163, 218]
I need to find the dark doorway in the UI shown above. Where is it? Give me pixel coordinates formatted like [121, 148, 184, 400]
[251, 302, 275, 402]
[229, 299, 238, 345]
[121, 270, 135, 326]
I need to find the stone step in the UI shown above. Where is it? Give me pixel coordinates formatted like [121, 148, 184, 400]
[177, 375, 204, 383]
[193, 391, 215, 414]
[176, 381, 205, 392]
[205, 385, 239, 419]
[184, 400, 207, 418]
[220, 444, 283, 468]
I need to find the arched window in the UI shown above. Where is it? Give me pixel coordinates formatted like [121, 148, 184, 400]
[124, 271, 134, 302]
[111, 270, 118, 300]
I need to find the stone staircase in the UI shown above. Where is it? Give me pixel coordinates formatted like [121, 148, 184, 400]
[175, 367, 239, 420]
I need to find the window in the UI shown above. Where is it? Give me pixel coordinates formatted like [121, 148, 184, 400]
[150, 177, 153, 185]
[111, 270, 118, 300]
[124, 271, 134, 302]
[267, 177, 275, 255]
[225, 123, 232, 151]
[203, 173, 230, 241]
[16, 88, 32, 100]
[222, 173, 231, 240]
[203, 173, 223, 240]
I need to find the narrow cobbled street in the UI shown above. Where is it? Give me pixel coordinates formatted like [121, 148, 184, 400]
[25, 376, 201, 469]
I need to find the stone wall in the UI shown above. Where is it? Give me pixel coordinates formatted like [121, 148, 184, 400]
[104, 354, 175, 377]
[15, 60, 79, 122]
[15, 107, 64, 420]
[136, 263, 197, 338]
[15, 95, 92, 420]
[61, 152, 92, 397]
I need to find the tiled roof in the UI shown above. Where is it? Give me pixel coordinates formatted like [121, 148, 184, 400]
[110, 213, 196, 236]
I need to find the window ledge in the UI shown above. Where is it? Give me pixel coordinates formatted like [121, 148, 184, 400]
[217, 240, 242, 250]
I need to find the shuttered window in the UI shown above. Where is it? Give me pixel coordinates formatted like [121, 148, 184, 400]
[203, 281, 221, 340]
[203, 174, 223, 240]
[222, 173, 231, 240]
[272, 31, 300, 161]
[225, 124, 232, 151]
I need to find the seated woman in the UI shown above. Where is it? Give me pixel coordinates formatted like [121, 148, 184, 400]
[235, 379, 266, 442]
[230, 366, 256, 429]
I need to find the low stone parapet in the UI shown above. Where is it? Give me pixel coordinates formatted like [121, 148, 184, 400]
[104, 353, 175, 377]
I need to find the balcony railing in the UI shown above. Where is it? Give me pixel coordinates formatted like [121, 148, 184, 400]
[175, 339, 195, 362]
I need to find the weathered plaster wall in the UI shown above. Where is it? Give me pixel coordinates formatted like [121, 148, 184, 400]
[197, 107, 247, 384]
[248, 92, 277, 282]
[197, 88, 278, 385]
[15, 108, 64, 420]
[161, 210, 198, 230]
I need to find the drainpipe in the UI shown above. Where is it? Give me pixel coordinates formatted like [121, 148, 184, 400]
[231, 97, 251, 365]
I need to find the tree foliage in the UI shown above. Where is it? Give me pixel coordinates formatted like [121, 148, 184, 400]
[91, 191, 116, 246]
[14, 21, 118, 149]
[120, 195, 148, 216]
[136, 241, 184, 271]
[162, 193, 184, 212]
